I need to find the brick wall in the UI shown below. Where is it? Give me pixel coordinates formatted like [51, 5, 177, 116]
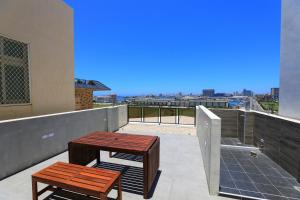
[75, 88, 93, 110]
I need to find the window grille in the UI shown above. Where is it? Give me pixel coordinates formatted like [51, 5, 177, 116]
[0, 36, 30, 104]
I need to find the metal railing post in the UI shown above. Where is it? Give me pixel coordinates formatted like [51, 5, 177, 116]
[127, 105, 129, 123]
[141, 106, 144, 122]
[194, 107, 196, 126]
[159, 106, 161, 125]
[177, 108, 179, 124]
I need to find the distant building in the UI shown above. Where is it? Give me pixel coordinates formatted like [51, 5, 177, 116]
[271, 88, 279, 101]
[242, 89, 253, 97]
[94, 94, 117, 104]
[202, 89, 215, 97]
[233, 91, 241, 96]
[75, 79, 111, 110]
[214, 93, 232, 97]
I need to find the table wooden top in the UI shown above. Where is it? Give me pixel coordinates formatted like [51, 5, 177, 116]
[70, 132, 158, 153]
[32, 162, 120, 194]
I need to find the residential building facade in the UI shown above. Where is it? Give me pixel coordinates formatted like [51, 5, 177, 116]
[94, 94, 117, 104]
[242, 89, 253, 97]
[0, 0, 75, 120]
[271, 87, 279, 101]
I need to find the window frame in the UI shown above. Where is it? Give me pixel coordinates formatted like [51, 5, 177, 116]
[0, 34, 31, 106]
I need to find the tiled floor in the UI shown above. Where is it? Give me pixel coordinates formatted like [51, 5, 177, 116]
[220, 145, 300, 200]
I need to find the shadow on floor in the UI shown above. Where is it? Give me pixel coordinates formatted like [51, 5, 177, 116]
[111, 152, 143, 162]
[94, 161, 161, 198]
[44, 189, 115, 200]
[43, 161, 161, 200]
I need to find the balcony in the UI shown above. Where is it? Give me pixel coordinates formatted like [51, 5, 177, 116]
[0, 105, 300, 200]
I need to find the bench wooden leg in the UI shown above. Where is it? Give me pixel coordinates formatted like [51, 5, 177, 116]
[96, 151, 101, 165]
[117, 177, 122, 200]
[32, 178, 38, 200]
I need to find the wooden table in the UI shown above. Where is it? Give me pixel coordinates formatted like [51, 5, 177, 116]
[68, 132, 160, 199]
[32, 162, 122, 200]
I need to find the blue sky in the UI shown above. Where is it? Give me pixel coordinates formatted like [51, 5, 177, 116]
[64, 0, 281, 96]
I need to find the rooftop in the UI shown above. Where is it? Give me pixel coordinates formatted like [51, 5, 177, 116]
[1, 105, 300, 200]
[0, 124, 226, 200]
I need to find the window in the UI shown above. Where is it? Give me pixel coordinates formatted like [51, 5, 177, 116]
[0, 36, 30, 104]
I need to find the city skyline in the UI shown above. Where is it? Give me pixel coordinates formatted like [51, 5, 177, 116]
[96, 87, 278, 97]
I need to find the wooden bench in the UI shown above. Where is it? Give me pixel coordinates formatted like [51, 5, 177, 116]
[32, 162, 122, 200]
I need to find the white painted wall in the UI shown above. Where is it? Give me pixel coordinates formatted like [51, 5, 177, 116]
[196, 105, 221, 195]
[279, 0, 300, 119]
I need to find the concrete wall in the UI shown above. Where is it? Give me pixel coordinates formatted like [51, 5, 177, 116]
[253, 111, 300, 181]
[279, 0, 300, 120]
[211, 108, 300, 180]
[0, 0, 75, 120]
[210, 109, 255, 145]
[107, 105, 128, 132]
[0, 105, 128, 180]
[210, 109, 239, 137]
[196, 106, 221, 195]
[118, 105, 128, 128]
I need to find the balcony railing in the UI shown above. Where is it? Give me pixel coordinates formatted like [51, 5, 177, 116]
[128, 106, 196, 125]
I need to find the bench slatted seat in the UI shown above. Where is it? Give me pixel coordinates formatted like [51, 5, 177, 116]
[32, 162, 121, 200]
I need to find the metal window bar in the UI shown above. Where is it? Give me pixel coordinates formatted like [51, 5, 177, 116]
[0, 36, 30, 105]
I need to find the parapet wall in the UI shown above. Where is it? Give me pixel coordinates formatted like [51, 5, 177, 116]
[253, 111, 300, 181]
[0, 105, 128, 180]
[211, 108, 300, 181]
[196, 106, 221, 195]
[210, 109, 239, 138]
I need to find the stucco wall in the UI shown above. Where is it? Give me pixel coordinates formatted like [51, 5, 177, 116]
[279, 0, 300, 120]
[0, 0, 75, 120]
[0, 105, 128, 180]
[196, 106, 221, 195]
